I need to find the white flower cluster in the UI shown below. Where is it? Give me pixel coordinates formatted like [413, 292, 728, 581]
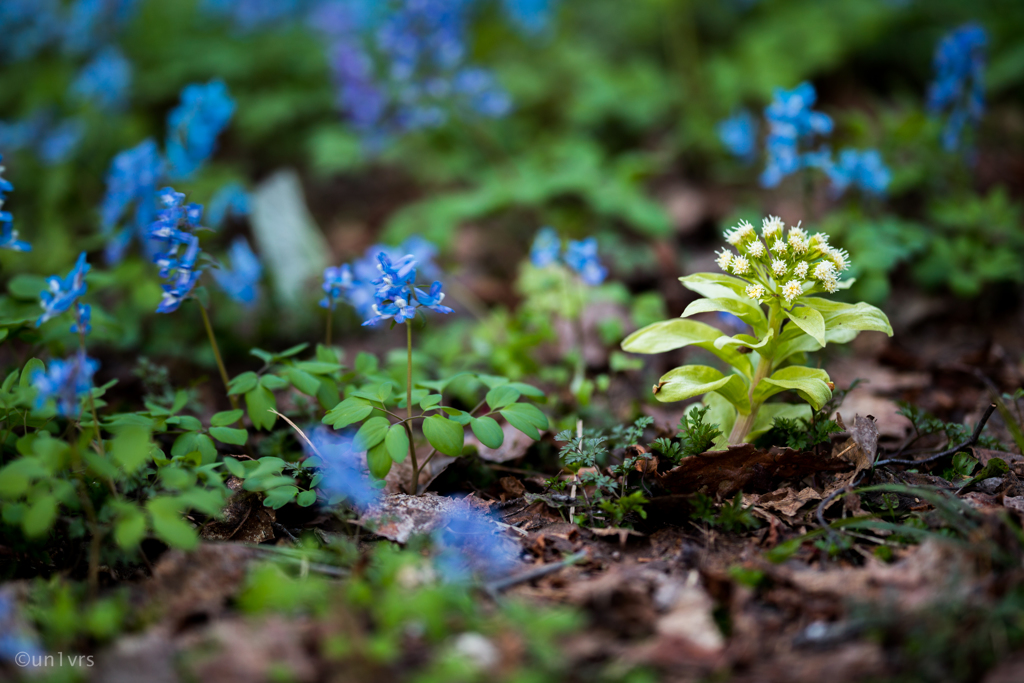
[715, 216, 851, 304]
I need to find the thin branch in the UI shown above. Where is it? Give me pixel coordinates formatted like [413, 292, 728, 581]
[874, 404, 996, 467]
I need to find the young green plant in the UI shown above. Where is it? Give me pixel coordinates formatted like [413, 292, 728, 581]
[622, 216, 893, 445]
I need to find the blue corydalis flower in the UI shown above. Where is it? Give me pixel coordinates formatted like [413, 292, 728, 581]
[826, 148, 891, 196]
[38, 252, 90, 327]
[31, 351, 99, 417]
[928, 24, 987, 152]
[321, 263, 355, 311]
[306, 427, 379, 509]
[0, 155, 30, 252]
[531, 228, 608, 286]
[148, 187, 205, 313]
[100, 138, 164, 263]
[361, 250, 454, 327]
[761, 82, 833, 188]
[432, 506, 519, 582]
[717, 109, 757, 163]
[70, 303, 91, 335]
[530, 226, 560, 267]
[212, 236, 262, 305]
[71, 46, 132, 111]
[415, 281, 453, 315]
[206, 182, 250, 228]
[165, 80, 235, 179]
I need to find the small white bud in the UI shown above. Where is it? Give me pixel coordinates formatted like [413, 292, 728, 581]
[730, 255, 750, 275]
[782, 280, 803, 302]
[771, 258, 788, 277]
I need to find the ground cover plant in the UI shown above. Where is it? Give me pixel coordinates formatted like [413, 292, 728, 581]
[2, 1, 1024, 682]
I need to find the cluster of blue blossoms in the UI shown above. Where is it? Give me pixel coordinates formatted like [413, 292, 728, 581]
[38, 252, 91, 331]
[0, 156, 30, 252]
[321, 237, 452, 326]
[166, 80, 236, 179]
[148, 188, 206, 314]
[928, 23, 987, 152]
[530, 227, 608, 286]
[717, 82, 890, 197]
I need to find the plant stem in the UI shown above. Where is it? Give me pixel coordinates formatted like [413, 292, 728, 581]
[198, 303, 239, 411]
[68, 430, 102, 598]
[77, 325, 105, 459]
[728, 306, 781, 445]
[405, 322, 420, 494]
[325, 307, 333, 347]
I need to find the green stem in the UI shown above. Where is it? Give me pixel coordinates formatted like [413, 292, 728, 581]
[405, 322, 420, 494]
[68, 430, 101, 598]
[728, 306, 781, 445]
[198, 303, 239, 411]
[325, 307, 333, 347]
[569, 278, 587, 396]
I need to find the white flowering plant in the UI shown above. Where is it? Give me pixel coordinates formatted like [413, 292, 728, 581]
[622, 216, 893, 446]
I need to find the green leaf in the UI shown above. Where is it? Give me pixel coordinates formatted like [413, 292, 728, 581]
[287, 368, 321, 396]
[147, 498, 197, 550]
[786, 306, 826, 347]
[471, 416, 504, 449]
[376, 381, 393, 404]
[295, 361, 342, 375]
[656, 365, 751, 413]
[621, 319, 753, 379]
[8, 274, 48, 300]
[713, 328, 773, 351]
[499, 402, 549, 441]
[22, 495, 57, 538]
[423, 414, 465, 457]
[111, 425, 152, 474]
[296, 489, 318, 507]
[114, 511, 147, 549]
[323, 396, 373, 429]
[419, 393, 443, 410]
[264, 486, 299, 509]
[210, 427, 248, 446]
[506, 382, 545, 398]
[278, 343, 309, 358]
[682, 297, 767, 337]
[223, 457, 247, 479]
[679, 273, 749, 301]
[228, 371, 259, 395]
[385, 423, 410, 463]
[354, 416, 390, 451]
[19, 358, 44, 388]
[210, 410, 244, 427]
[748, 403, 812, 442]
[245, 386, 277, 431]
[260, 374, 290, 391]
[366, 442, 393, 479]
[800, 297, 894, 337]
[752, 366, 833, 411]
[355, 351, 378, 375]
[485, 385, 520, 411]
[168, 415, 203, 431]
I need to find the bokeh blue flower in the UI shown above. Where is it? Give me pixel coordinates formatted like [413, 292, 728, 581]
[530, 228, 608, 286]
[212, 237, 263, 305]
[928, 23, 987, 152]
[306, 426, 380, 509]
[206, 182, 250, 228]
[718, 109, 757, 163]
[165, 80, 236, 179]
[0, 155, 30, 252]
[432, 505, 519, 582]
[100, 138, 164, 263]
[71, 46, 133, 111]
[826, 148, 891, 196]
[31, 351, 100, 417]
[38, 252, 90, 328]
[760, 81, 833, 188]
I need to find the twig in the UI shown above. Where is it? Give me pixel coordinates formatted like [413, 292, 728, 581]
[484, 551, 588, 593]
[874, 404, 996, 468]
[815, 472, 866, 544]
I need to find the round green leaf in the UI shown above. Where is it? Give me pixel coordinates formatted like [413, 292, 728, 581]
[498, 402, 549, 441]
[296, 489, 318, 507]
[22, 495, 57, 538]
[323, 396, 373, 429]
[423, 414, 465, 457]
[228, 371, 259, 395]
[385, 423, 410, 463]
[470, 416, 504, 449]
[366, 442, 393, 479]
[114, 511, 147, 549]
[210, 409, 244, 427]
[210, 426, 248, 446]
[245, 386, 278, 431]
[354, 416, 391, 451]
[485, 385, 520, 411]
[287, 368, 322, 396]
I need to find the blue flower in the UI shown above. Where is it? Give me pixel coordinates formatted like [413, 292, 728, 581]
[165, 80, 236, 179]
[760, 82, 833, 188]
[71, 46, 132, 111]
[928, 24, 987, 152]
[826, 148, 891, 196]
[37, 118, 83, 165]
[70, 303, 92, 335]
[0, 588, 44, 664]
[38, 252, 90, 327]
[501, 0, 557, 34]
[564, 238, 608, 285]
[147, 187, 205, 313]
[31, 351, 99, 417]
[0, 155, 30, 252]
[717, 109, 757, 162]
[530, 226, 561, 267]
[206, 182, 250, 227]
[305, 427, 380, 509]
[414, 281, 454, 315]
[100, 138, 164, 263]
[432, 506, 519, 582]
[320, 263, 355, 311]
[212, 237, 262, 305]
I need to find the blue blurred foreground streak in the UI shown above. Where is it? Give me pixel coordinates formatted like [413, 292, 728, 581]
[306, 427, 381, 509]
[432, 504, 520, 582]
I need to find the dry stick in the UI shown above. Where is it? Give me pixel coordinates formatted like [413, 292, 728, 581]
[873, 404, 997, 468]
[484, 550, 588, 594]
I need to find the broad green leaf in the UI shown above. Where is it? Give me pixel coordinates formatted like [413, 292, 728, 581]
[111, 425, 152, 474]
[263, 486, 299, 509]
[656, 365, 751, 413]
[748, 403, 813, 442]
[176, 489, 225, 516]
[317, 377, 341, 411]
[210, 410, 244, 427]
[498, 402, 549, 440]
[366, 442, 393, 479]
[801, 297, 894, 337]
[506, 382, 545, 398]
[286, 368, 321, 396]
[167, 415, 203, 431]
[278, 343, 309, 358]
[8, 274, 48, 300]
[354, 416, 390, 451]
[228, 371, 259, 395]
[0, 458, 48, 497]
[323, 396, 373, 429]
[147, 498, 197, 550]
[354, 351, 378, 375]
[786, 306, 826, 346]
[621, 319, 752, 379]
[114, 511, 147, 549]
[210, 427, 248, 446]
[679, 273, 749, 301]
[22, 495, 57, 538]
[713, 328, 773, 352]
[295, 360, 343, 375]
[423, 414, 465, 457]
[682, 297, 767, 337]
[419, 393, 443, 410]
[19, 358, 44, 388]
[296, 490, 318, 507]
[752, 366, 833, 411]
[245, 386, 277, 431]
[223, 457, 247, 479]
[376, 382, 393, 404]
[385, 423, 410, 463]
[471, 416, 504, 449]
[485, 385, 520, 411]
[260, 374, 290, 391]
